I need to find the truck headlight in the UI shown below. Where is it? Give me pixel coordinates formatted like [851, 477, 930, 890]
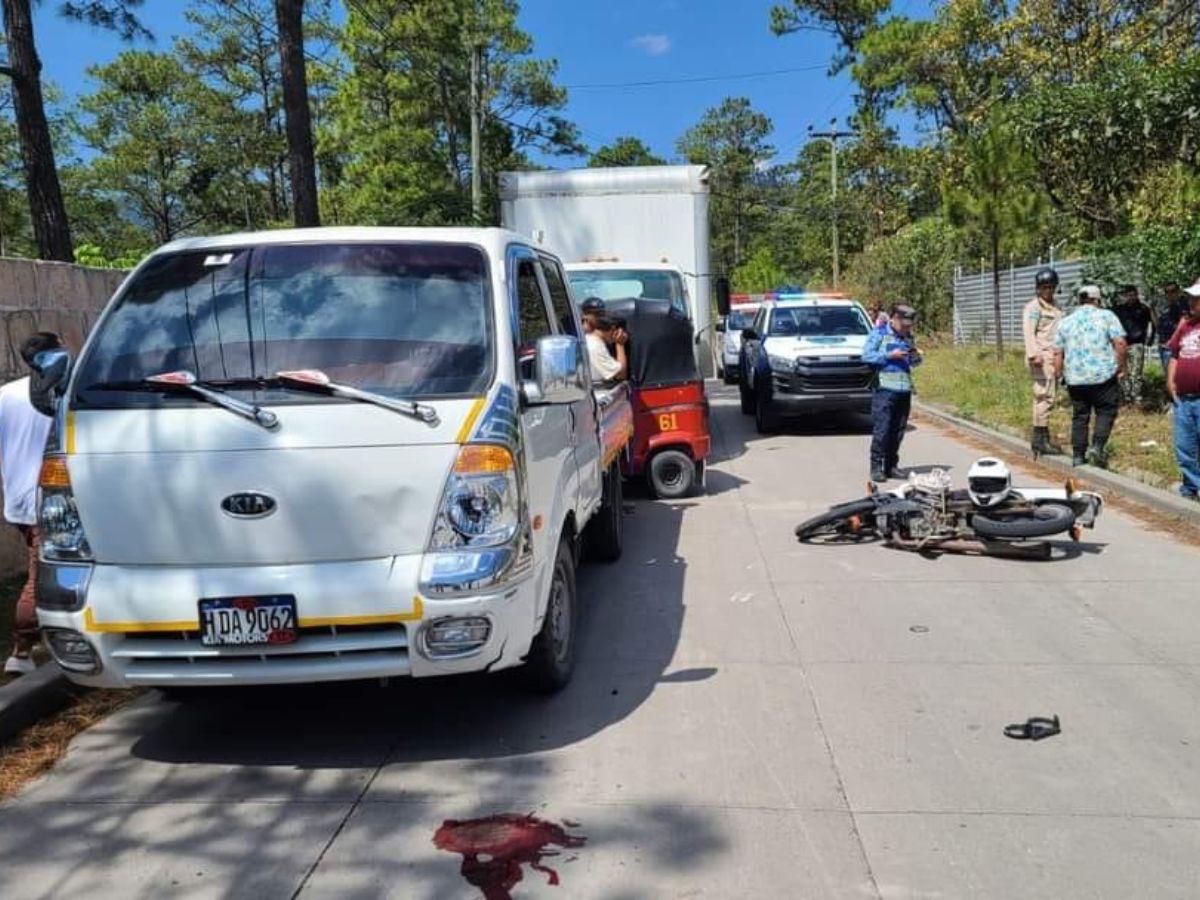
[38, 457, 93, 562]
[429, 445, 520, 549]
[767, 354, 795, 373]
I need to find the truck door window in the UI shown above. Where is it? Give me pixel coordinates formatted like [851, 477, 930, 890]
[516, 259, 553, 379]
[539, 258, 577, 336]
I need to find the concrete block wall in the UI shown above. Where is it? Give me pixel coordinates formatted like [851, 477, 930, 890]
[0, 258, 127, 581]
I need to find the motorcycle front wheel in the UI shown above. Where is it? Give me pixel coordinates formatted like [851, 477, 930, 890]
[795, 498, 878, 542]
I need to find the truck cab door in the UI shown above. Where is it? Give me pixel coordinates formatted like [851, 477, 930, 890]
[539, 255, 600, 516]
[510, 247, 575, 562]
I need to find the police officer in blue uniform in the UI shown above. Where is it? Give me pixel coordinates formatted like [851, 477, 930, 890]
[863, 304, 923, 481]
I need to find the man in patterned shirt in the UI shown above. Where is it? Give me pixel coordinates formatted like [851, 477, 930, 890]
[1053, 285, 1128, 468]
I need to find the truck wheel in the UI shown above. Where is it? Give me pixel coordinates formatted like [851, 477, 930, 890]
[582, 461, 623, 562]
[521, 537, 578, 693]
[649, 449, 695, 499]
[755, 385, 779, 434]
[738, 372, 754, 414]
[722, 366, 738, 385]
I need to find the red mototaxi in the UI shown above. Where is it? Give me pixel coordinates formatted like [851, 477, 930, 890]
[601, 297, 711, 498]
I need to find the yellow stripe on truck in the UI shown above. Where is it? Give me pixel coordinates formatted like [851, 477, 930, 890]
[83, 597, 424, 634]
[455, 397, 486, 444]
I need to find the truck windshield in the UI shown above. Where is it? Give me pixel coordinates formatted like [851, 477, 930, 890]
[74, 242, 492, 408]
[769, 307, 869, 337]
[568, 268, 687, 317]
[727, 309, 757, 330]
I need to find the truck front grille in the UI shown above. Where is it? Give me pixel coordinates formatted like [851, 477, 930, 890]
[776, 359, 874, 394]
[112, 622, 411, 682]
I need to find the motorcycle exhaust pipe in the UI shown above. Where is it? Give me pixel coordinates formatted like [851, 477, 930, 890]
[890, 536, 1051, 559]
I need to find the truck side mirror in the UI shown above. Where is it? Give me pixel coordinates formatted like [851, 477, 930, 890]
[715, 276, 731, 316]
[30, 347, 73, 417]
[522, 334, 587, 405]
[715, 318, 726, 333]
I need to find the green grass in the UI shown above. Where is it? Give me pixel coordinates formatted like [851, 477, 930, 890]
[916, 343, 1179, 486]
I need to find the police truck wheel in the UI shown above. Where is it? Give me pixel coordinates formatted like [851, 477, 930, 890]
[582, 461, 623, 562]
[649, 449, 696, 499]
[722, 367, 738, 385]
[521, 537, 577, 693]
[755, 385, 779, 434]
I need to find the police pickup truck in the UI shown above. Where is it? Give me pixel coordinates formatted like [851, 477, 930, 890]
[737, 295, 875, 432]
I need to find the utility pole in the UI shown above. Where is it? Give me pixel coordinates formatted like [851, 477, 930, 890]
[470, 42, 483, 223]
[808, 119, 857, 289]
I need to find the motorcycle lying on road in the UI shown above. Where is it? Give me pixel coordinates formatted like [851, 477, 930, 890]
[794, 458, 1104, 559]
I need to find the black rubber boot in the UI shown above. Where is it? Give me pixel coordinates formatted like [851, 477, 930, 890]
[1031, 426, 1063, 457]
[1087, 444, 1109, 469]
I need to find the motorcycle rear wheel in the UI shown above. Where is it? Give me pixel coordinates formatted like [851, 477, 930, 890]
[971, 503, 1075, 540]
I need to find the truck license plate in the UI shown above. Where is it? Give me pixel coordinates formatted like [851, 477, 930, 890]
[199, 595, 298, 647]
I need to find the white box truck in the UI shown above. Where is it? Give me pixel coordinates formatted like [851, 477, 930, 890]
[499, 165, 716, 373]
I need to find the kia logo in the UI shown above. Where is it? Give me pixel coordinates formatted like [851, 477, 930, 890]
[220, 492, 277, 519]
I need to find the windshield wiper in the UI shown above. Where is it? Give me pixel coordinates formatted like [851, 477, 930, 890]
[275, 370, 439, 425]
[143, 371, 280, 430]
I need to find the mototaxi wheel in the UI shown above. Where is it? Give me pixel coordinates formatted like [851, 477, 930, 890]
[648, 449, 696, 499]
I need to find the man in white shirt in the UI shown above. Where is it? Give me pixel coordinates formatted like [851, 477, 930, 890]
[1, 333, 58, 675]
[579, 298, 628, 384]
[586, 317, 628, 383]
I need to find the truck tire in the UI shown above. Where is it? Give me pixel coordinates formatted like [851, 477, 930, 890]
[582, 461, 623, 562]
[722, 366, 738, 385]
[521, 536, 578, 693]
[738, 370, 754, 414]
[971, 503, 1075, 540]
[649, 449, 696, 499]
[755, 384, 779, 434]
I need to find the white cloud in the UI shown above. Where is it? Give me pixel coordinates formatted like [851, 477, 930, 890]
[629, 33, 672, 56]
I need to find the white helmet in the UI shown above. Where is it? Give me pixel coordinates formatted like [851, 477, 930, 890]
[967, 457, 1012, 507]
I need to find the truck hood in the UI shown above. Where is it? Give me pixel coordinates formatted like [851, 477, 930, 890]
[762, 334, 868, 359]
[66, 397, 485, 567]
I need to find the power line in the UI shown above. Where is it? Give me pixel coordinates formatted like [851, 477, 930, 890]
[564, 63, 829, 91]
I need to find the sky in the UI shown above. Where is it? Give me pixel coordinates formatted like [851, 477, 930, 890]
[31, 0, 926, 169]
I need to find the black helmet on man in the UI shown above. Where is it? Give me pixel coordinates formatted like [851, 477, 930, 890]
[1034, 267, 1059, 288]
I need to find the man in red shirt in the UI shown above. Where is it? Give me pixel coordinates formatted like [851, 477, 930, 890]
[1166, 280, 1200, 501]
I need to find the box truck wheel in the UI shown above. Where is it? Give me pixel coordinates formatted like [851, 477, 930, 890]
[583, 461, 623, 562]
[521, 536, 577, 693]
[649, 449, 695, 499]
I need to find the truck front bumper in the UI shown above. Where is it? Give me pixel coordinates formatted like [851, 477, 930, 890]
[768, 387, 873, 415]
[36, 554, 543, 689]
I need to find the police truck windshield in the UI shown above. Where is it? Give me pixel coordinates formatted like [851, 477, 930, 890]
[769, 306, 869, 337]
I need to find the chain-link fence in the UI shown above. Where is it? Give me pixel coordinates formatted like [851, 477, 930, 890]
[953, 258, 1085, 345]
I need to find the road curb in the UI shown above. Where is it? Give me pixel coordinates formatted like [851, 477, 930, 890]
[0, 664, 78, 745]
[913, 400, 1200, 527]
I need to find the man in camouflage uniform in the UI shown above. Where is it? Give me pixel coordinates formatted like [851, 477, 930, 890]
[1022, 267, 1065, 456]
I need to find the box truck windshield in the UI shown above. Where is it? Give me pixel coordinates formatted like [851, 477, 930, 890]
[567, 268, 687, 317]
[74, 242, 494, 409]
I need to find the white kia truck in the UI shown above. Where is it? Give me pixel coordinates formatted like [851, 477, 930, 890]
[33, 227, 632, 693]
[737, 295, 876, 433]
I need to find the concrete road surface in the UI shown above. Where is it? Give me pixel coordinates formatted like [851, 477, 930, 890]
[4, 384, 1200, 899]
